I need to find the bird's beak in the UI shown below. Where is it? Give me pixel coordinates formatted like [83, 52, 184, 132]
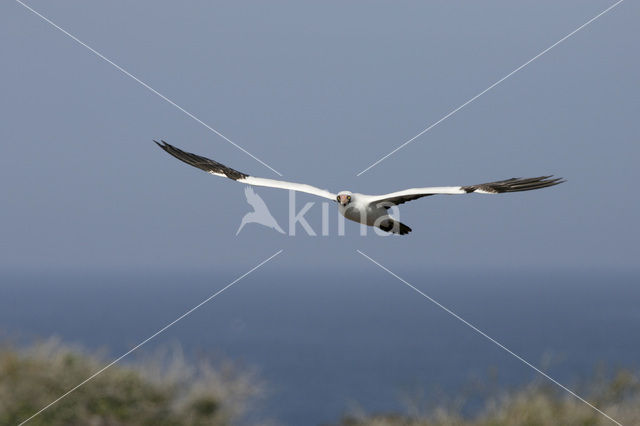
[338, 195, 348, 205]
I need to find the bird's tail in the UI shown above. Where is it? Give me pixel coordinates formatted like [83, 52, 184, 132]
[377, 218, 412, 235]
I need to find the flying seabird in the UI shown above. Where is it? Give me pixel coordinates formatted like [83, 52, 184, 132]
[155, 140, 564, 235]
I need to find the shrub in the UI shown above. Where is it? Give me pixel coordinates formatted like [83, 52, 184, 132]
[0, 338, 261, 426]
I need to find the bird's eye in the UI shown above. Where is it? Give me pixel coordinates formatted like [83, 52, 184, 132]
[347, 195, 351, 200]
[336, 196, 340, 202]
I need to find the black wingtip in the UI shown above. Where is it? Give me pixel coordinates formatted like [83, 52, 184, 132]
[464, 175, 566, 194]
[153, 139, 169, 149]
[152, 140, 250, 180]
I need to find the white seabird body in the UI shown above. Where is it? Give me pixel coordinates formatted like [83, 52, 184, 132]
[155, 140, 564, 235]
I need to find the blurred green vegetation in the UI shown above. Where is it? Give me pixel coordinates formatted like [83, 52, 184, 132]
[2, 338, 638, 426]
[0, 339, 261, 426]
[339, 368, 640, 426]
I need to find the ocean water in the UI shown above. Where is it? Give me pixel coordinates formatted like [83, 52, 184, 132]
[1, 268, 639, 425]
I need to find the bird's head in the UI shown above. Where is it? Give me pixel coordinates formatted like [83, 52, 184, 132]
[336, 191, 353, 206]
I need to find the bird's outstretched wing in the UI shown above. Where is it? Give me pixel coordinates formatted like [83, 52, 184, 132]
[367, 176, 565, 208]
[155, 140, 336, 201]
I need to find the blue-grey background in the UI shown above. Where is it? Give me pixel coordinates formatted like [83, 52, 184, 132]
[1, 0, 638, 424]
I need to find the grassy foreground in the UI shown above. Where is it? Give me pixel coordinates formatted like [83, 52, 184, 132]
[0, 339, 261, 426]
[339, 370, 640, 426]
[2, 339, 638, 425]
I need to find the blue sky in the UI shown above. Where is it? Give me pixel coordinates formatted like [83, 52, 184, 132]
[1, 0, 638, 271]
